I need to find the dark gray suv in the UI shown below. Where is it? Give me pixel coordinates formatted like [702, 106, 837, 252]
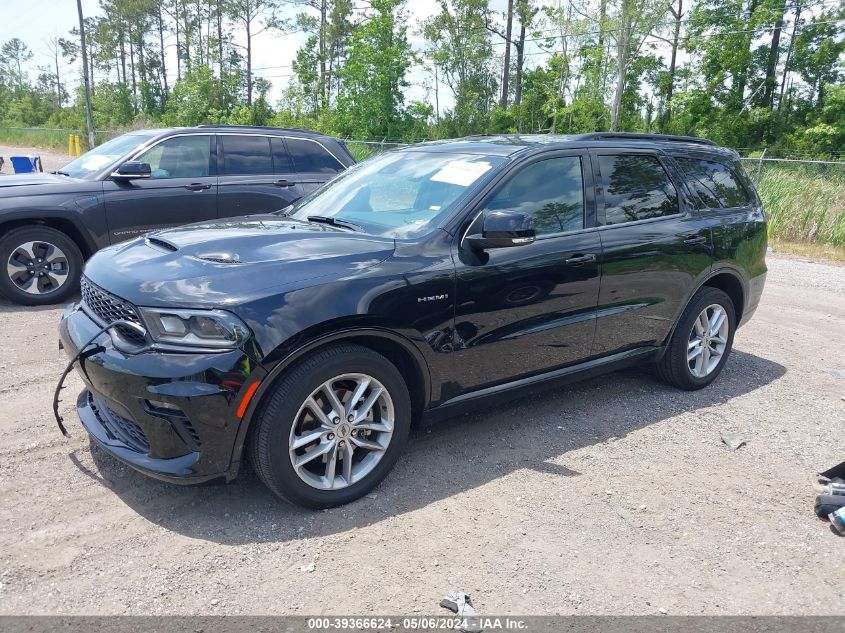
[0, 125, 354, 305]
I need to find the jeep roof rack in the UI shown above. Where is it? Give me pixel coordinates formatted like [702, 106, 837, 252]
[574, 132, 718, 146]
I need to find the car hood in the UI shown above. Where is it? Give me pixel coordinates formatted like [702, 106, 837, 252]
[0, 172, 80, 189]
[83, 215, 396, 307]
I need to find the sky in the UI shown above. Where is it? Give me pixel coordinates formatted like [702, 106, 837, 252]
[0, 0, 522, 117]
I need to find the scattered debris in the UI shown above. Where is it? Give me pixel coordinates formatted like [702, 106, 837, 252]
[210, 598, 219, 606]
[720, 430, 746, 451]
[365, 493, 378, 500]
[440, 591, 483, 633]
[830, 507, 845, 535]
[821, 460, 845, 480]
[300, 562, 316, 573]
[816, 494, 845, 518]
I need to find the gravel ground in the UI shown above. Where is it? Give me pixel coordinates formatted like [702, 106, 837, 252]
[0, 145, 68, 174]
[0, 253, 843, 616]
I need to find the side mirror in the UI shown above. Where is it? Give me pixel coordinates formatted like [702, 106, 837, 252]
[111, 161, 151, 180]
[465, 210, 536, 250]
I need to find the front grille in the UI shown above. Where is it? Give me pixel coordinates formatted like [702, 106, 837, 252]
[80, 277, 146, 345]
[88, 392, 150, 453]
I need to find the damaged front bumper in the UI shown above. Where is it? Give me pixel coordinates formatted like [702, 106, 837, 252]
[57, 303, 266, 484]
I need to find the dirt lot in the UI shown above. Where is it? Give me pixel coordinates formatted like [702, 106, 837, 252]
[0, 253, 843, 616]
[0, 145, 67, 174]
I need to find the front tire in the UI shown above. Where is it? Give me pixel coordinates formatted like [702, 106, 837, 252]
[248, 343, 412, 508]
[655, 287, 736, 390]
[0, 226, 82, 306]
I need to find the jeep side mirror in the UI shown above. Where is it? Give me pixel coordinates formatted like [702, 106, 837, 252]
[464, 210, 536, 250]
[112, 161, 152, 180]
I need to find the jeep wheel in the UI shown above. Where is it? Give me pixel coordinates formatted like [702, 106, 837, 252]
[0, 226, 82, 306]
[248, 343, 412, 508]
[655, 287, 736, 390]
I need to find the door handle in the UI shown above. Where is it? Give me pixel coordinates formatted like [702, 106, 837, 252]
[184, 183, 211, 191]
[565, 253, 597, 265]
[683, 235, 707, 246]
[273, 179, 295, 188]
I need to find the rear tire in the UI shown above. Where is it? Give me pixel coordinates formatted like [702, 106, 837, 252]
[0, 226, 82, 306]
[655, 287, 736, 390]
[248, 343, 412, 508]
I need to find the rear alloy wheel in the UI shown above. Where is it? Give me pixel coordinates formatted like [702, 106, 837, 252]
[249, 343, 411, 508]
[0, 226, 82, 306]
[655, 287, 736, 390]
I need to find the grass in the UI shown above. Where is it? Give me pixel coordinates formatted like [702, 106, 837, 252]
[769, 239, 845, 263]
[757, 164, 845, 247]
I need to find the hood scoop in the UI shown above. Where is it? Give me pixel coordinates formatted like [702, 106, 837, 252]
[146, 237, 178, 252]
[195, 253, 242, 264]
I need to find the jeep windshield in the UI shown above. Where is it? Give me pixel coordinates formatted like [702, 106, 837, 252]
[59, 131, 159, 179]
[287, 150, 508, 239]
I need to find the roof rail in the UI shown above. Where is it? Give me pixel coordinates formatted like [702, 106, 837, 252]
[575, 132, 718, 146]
[195, 124, 320, 135]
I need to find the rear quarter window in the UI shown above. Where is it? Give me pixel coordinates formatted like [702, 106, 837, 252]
[676, 157, 752, 208]
[287, 138, 344, 174]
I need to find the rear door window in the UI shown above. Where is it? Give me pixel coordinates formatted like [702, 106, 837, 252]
[598, 154, 680, 225]
[286, 137, 344, 173]
[220, 135, 273, 175]
[676, 158, 752, 208]
[271, 137, 294, 174]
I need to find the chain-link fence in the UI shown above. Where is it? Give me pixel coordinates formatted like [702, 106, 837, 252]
[739, 156, 845, 247]
[341, 139, 410, 162]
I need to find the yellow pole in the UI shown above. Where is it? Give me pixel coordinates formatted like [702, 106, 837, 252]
[75, 135, 82, 157]
[68, 135, 73, 156]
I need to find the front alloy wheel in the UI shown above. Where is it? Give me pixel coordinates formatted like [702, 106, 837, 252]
[249, 343, 411, 508]
[289, 373, 394, 490]
[7, 240, 70, 296]
[0, 226, 82, 306]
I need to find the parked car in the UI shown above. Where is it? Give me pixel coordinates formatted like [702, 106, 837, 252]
[0, 125, 354, 305]
[57, 133, 767, 508]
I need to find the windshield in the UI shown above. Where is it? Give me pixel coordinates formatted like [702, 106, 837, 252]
[288, 150, 508, 238]
[60, 132, 159, 179]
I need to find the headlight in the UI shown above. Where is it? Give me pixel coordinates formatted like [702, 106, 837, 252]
[139, 308, 250, 349]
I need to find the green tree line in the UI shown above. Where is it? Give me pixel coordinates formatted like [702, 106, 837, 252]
[0, 0, 843, 155]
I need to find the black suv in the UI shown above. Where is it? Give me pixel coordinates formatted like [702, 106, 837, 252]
[57, 133, 767, 508]
[0, 125, 353, 305]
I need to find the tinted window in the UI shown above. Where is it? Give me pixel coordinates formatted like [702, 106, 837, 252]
[220, 135, 272, 175]
[676, 158, 752, 208]
[287, 137, 344, 173]
[271, 137, 293, 173]
[137, 135, 211, 179]
[482, 157, 585, 236]
[599, 154, 679, 225]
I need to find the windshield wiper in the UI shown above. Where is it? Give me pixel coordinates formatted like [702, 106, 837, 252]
[306, 215, 365, 232]
[51, 170, 71, 177]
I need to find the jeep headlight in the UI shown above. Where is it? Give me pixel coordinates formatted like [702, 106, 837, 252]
[139, 308, 249, 349]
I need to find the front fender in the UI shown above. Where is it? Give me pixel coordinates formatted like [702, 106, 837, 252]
[227, 326, 434, 474]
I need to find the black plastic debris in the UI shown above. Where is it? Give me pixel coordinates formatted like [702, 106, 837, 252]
[821, 460, 845, 480]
